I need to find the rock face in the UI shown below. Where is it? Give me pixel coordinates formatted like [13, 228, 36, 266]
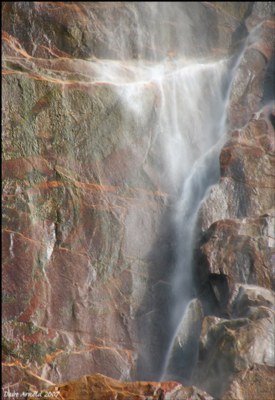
[2, 2, 275, 400]
[221, 365, 275, 400]
[2, 2, 170, 389]
[192, 3, 275, 398]
[26, 374, 213, 400]
[193, 63, 275, 400]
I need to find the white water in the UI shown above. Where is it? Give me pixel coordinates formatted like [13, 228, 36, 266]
[80, 2, 258, 381]
[88, 56, 232, 380]
[157, 60, 232, 380]
[86, 56, 229, 186]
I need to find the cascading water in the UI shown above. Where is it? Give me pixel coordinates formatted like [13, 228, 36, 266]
[130, 58, 236, 382]
[78, 3, 251, 382]
[88, 58, 237, 382]
[159, 64, 232, 381]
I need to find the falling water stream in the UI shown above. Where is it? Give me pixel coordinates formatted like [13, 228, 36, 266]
[4, 1, 260, 385]
[93, 56, 236, 381]
[81, 3, 252, 382]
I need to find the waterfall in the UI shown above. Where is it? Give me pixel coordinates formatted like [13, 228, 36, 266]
[79, 3, 247, 381]
[159, 67, 230, 379]
[90, 58, 234, 381]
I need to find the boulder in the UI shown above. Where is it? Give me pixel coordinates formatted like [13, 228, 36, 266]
[26, 373, 214, 400]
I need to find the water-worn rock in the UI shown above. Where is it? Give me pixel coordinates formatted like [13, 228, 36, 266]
[193, 290, 274, 396]
[192, 4, 275, 398]
[229, 5, 275, 128]
[195, 102, 275, 319]
[26, 373, 213, 400]
[199, 104, 275, 231]
[198, 215, 273, 284]
[220, 364, 275, 400]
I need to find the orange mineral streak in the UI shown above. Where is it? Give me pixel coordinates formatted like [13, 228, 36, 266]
[55, 245, 90, 259]
[2, 31, 31, 59]
[2, 360, 29, 370]
[2, 67, 85, 87]
[2, 361, 54, 385]
[25, 179, 117, 194]
[45, 349, 64, 364]
[70, 343, 133, 363]
[263, 17, 275, 29]
[26, 175, 167, 199]
[2, 64, 131, 90]
[34, 1, 87, 17]
[33, 374, 185, 400]
[3, 228, 45, 248]
[40, 44, 73, 59]
[3, 226, 91, 260]
[2, 70, 17, 75]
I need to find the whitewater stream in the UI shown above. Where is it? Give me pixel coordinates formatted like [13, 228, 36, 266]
[80, 3, 253, 382]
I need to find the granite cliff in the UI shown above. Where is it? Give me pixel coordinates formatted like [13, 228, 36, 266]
[2, 2, 275, 399]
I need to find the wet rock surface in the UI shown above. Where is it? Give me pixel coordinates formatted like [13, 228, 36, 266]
[192, 4, 275, 398]
[2, 3, 168, 388]
[2, 2, 251, 61]
[2, 2, 275, 400]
